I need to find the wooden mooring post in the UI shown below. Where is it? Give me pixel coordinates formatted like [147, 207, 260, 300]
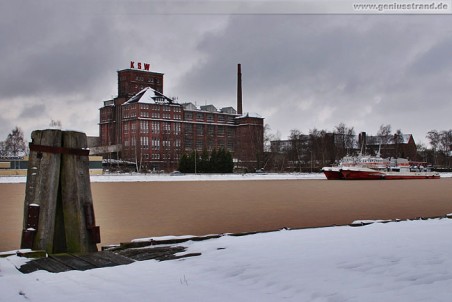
[21, 129, 100, 254]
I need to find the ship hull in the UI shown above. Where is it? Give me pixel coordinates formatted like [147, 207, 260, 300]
[383, 172, 440, 180]
[340, 168, 385, 180]
[321, 168, 344, 180]
[338, 168, 440, 180]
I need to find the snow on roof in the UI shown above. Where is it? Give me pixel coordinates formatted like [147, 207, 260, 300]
[200, 104, 217, 112]
[123, 87, 174, 105]
[236, 112, 263, 119]
[182, 102, 198, 110]
[365, 134, 413, 145]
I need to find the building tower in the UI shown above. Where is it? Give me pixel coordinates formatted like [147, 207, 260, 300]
[237, 64, 243, 115]
[117, 62, 164, 98]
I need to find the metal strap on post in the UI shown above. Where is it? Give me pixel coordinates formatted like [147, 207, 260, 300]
[29, 143, 90, 156]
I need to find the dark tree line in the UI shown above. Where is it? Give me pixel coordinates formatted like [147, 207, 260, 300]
[424, 129, 452, 168]
[264, 122, 452, 172]
[178, 148, 234, 173]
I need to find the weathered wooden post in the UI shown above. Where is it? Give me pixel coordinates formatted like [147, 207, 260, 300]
[21, 129, 100, 254]
[60, 131, 99, 253]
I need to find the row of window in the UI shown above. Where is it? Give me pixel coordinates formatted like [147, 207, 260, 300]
[124, 137, 182, 149]
[124, 105, 234, 124]
[124, 121, 182, 135]
[138, 104, 182, 112]
[133, 76, 160, 84]
[123, 151, 181, 161]
[184, 139, 234, 151]
[123, 122, 235, 138]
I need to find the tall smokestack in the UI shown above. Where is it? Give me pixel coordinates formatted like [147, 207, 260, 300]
[237, 63, 243, 115]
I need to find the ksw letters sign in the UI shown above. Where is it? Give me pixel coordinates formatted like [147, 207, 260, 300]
[130, 61, 150, 71]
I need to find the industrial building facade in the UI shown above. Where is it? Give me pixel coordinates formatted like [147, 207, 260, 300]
[99, 63, 264, 172]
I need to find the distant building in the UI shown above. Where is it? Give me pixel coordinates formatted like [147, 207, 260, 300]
[358, 132, 417, 160]
[99, 63, 264, 172]
[269, 131, 418, 172]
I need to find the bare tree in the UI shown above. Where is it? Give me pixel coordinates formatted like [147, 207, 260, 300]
[377, 124, 392, 145]
[4, 127, 27, 169]
[393, 129, 404, 157]
[0, 141, 6, 158]
[49, 120, 62, 129]
[426, 130, 440, 165]
[334, 123, 356, 158]
[263, 124, 281, 171]
[263, 124, 275, 153]
[439, 130, 452, 168]
[289, 129, 306, 172]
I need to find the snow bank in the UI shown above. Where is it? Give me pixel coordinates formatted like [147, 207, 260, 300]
[1, 218, 452, 301]
[1, 172, 451, 184]
[0, 172, 327, 184]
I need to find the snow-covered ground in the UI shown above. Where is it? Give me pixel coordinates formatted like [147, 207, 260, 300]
[0, 172, 327, 183]
[1, 218, 452, 301]
[2, 173, 452, 301]
[1, 172, 451, 184]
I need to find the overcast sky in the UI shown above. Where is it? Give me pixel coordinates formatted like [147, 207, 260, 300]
[1, 1, 451, 146]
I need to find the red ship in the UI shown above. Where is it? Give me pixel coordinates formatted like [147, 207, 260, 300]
[322, 157, 440, 180]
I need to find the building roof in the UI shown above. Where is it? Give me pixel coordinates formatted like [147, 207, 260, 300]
[365, 134, 413, 145]
[123, 87, 174, 105]
[236, 112, 263, 119]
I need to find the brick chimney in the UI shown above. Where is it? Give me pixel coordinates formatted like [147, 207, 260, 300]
[237, 64, 243, 115]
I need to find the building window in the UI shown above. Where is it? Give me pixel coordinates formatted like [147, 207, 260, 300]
[174, 123, 181, 135]
[141, 136, 149, 149]
[140, 121, 149, 133]
[152, 138, 160, 150]
[163, 140, 171, 150]
[185, 139, 193, 149]
[163, 122, 171, 134]
[185, 112, 193, 121]
[208, 125, 214, 135]
[218, 126, 224, 136]
[227, 141, 234, 151]
[152, 122, 160, 134]
[197, 124, 204, 136]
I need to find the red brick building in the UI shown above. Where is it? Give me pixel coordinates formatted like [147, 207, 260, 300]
[99, 63, 264, 172]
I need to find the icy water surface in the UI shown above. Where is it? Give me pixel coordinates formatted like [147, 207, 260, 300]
[1, 179, 452, 251]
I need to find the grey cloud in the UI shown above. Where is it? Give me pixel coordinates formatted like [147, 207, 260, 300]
[409, 37, 452, 76]
[1, 2, 451, 144]
[0, 2, 126, 99]
[173, 15, 452, 141]
[18, 103, 47, 119]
